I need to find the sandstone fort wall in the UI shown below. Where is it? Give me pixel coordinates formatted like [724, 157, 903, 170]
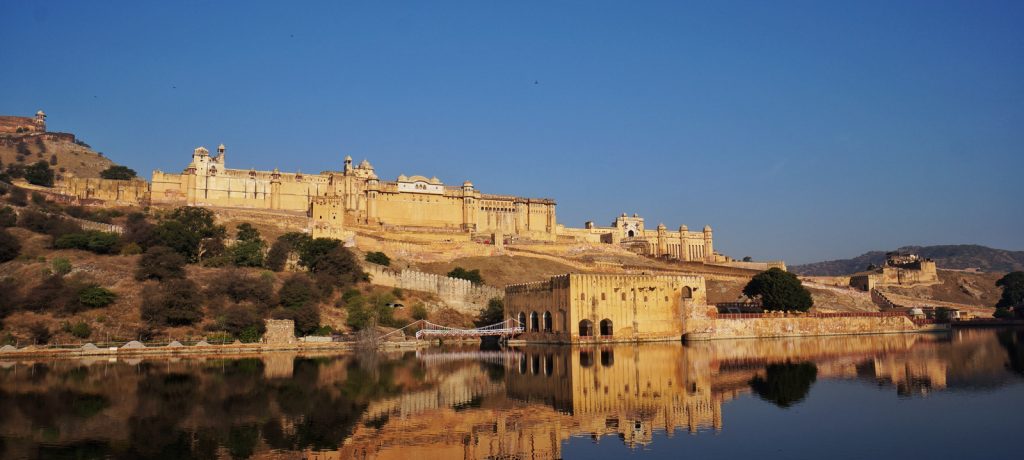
[363, 263, 503, 313]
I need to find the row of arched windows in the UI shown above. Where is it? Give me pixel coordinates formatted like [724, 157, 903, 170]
[578, 319, 613, 337]
[517, 311, 554, 332]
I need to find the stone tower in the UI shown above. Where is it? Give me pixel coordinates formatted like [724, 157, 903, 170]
[34, 110, 46, 132]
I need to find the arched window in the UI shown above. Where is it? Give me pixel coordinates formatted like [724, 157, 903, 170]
[601, 293, 606, 300]
[682, 286, 693, 299]
[627, 230, 635, 238]
[518, 312, 527, 328]
[579, 320, 594, 337]
[580, 293, 586, 301]
[621, 292, 626, 301]
[530, 312, 539, 332]
[600, 319, 613, 336]
[543, 311, 552, 332]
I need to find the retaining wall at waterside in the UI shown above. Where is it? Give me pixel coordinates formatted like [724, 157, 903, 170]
[685, 312, 946, 341]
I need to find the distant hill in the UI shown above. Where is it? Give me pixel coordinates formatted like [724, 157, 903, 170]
[0, 132, 117, 180]
[792, 245, 1024, 276]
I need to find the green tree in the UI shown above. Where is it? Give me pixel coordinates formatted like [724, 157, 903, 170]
[742, 267, 813, 312]
[266, 232, 311, 272]
[996, 271, 1024, 309]
[78, 285, 117, 309]
[365, 251, 391, 266]
[275, 274, 321, 335]
[476, 298, 504, 327]
[0, 228, 21, 263]
[299, 239, 364, 290]
[153, 207, 226, 262]
[235, 223, 261, 242]
[135, 246, 187, 281]
[448, 267, 484, 285]
[99, 165, 137, 180]
[232, 239, 266, 267]
[24, 161, 54, 187]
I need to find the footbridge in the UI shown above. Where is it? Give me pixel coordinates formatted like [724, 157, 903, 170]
[380, 319, 524, 341]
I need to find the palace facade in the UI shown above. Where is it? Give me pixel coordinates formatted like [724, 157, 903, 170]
[150, 145, 558, 240]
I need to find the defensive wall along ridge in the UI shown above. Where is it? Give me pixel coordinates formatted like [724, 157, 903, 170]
[363, 263, 504, 313]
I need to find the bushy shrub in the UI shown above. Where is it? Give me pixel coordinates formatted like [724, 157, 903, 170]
[448, 267, 484, 285]
[67, 321, 92, 339]
[54, 231, 119, 254]
[135, 246, 187, 281]
[7, 187, 27, 206]
[206, 269, 274, 310]
[25, 161, 54, 187]
[51, 257, 72, 276]
[29, 322, 51, 344]
[219, 303, 266, 342]
[141, 278, 203, 327]
[994, 308, 1013, 319]
[78, 285, 116, 309]
[99, 165, 137, 180]
[0, 228, 21, 263]
[274, 274, 321, 335]
[365, 251, 391, 266]
[411, 302, 429, 321]
[17, 209, 81, 239]
[0, 206, 16, 227]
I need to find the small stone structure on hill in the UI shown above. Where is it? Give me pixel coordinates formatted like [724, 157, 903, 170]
[264, 319, 296, 345]
[850, 252, 939, 291]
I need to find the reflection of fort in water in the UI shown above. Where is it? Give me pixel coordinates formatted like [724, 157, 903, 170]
[0, 329, 1021, 459]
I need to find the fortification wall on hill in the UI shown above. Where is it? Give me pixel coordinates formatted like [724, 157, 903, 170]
[363, 263, 503, 313]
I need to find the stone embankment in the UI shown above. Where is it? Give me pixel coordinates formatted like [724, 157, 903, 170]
[685, 311, 946, 341]
[363, 263, 503, 313]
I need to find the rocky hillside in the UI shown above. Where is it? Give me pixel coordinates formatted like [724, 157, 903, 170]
[0, 132, 117, 179]
[792, 245, 1024, 275]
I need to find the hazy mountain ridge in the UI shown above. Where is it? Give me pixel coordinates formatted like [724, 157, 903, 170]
[792, 245, 1024, 276]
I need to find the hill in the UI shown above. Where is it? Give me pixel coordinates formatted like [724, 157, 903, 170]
[0, 132, 117, 179]
[792, 245, 1024, 275]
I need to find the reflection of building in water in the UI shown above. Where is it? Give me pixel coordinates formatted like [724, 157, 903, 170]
[362, 365, 504, 421]
[864, 355, 949, 396]
[507, 345, 724, 447]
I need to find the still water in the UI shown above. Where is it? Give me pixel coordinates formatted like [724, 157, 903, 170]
[1, 328, 1022, 460]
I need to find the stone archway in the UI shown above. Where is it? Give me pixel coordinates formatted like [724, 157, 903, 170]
[579, 320, 594, 337]
[599, 319, 613, 336]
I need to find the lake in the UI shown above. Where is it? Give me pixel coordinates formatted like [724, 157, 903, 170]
[1, 328, 1022, 459]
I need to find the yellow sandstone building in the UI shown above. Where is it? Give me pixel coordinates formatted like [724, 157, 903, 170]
[149, 145, 558, 240]
[505, 273, 708, 343]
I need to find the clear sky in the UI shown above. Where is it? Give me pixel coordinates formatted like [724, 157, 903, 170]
[2, 1, 1021, 264]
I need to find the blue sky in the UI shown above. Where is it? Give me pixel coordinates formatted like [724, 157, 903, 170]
[2, 1, 1021, 264]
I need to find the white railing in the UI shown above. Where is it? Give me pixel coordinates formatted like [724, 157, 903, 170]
[378, 318, 524, 341]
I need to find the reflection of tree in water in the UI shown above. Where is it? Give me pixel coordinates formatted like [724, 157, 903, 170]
[749, 361, 818, 408]
[997, 329, 1024, 376]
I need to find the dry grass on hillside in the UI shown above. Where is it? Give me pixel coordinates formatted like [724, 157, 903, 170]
[0, 135, 116, 179]
[879, 270, 1003, 308]
[416, 255, 581, 288]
